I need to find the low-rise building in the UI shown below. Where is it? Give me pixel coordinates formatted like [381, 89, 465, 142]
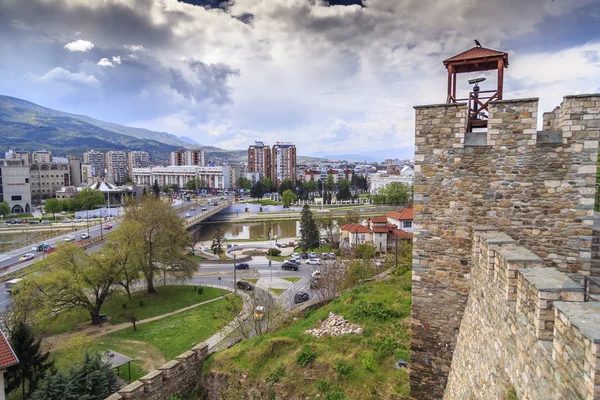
[0, 159, 32, 214]
[132, 165, 225, 189]
[368, 165, 414, 194]
[339, 215, 412, 253]
[385, 207, 414, 232]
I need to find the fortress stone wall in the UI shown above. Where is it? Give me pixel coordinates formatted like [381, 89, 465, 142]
[105, 343, 208, 400]
[411, 94, 600, 398]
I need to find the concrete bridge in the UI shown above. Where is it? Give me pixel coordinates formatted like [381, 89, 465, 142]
[185, 201, 231, 229]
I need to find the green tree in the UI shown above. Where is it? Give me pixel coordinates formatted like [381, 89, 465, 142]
[120, 195, 195, 294]
[78, 187, 104, 235]
[337, 179, 351, 200]
[281, 189, 297, 207]
[6, 323, 53, 399]
[211, 228, 225, 255]
[300, 205, 320, 251]
[162, 185, 170, 194]
[31, 353, 117, 400]
[250, 180, 265, 200]
[44, 198, 62, 220]
[185, 178, 197, 191]
[380, 182, 410, 205]
[278, 178, 295, 195]
[18, 243, 123, 325]
[325, 175, 336, 192]
[342, 209, 361, 224]
[169, 183, 179, 192]
[0, 200, 11, 217]
[152, 180, 161, 197]
[105, 225, 143, 300]
[237, 177, 252, 190]
[317, 213, 339, 248]
[260, 176, 274, 193]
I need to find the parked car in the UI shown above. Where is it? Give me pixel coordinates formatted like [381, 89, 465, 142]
[309, 252, 317, 258]
[203, 247, 210, 251]
[307, 258, 321, 265]
[59, 211, 67, 215]
[20, 253, 34, 262]
[81, 233, 91, 240]
[294, 291, 309, 304]
[320, 238, 327, 244]
[227, 244, 233, 248]
[281, 261, 299, 271]
[292, 252, 299, 258]
[42, 220, 50, 225]
[185, 213, 191, 218]
[300, 253, 308, 259]
[190, 207, 196, 211]
[279, 243, 288, 248]
[62, 219, 71, 223]
[320, 253, 329, 260]
[236, 281, 254, 291]
[235, 263, 250, 270]
[103, 224, 113, 230]
[310, 270, 322, 279]
[288, 241, 295, 247]
[329, 253, 336, 259]
[64, 235, 75, 242]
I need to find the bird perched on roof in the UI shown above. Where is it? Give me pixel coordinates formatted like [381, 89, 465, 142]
[474, 39, 482, 47]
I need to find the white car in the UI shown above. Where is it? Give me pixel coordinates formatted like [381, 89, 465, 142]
[309, 252, 317, 258]
[190, 207, 196, 211]
[185, 213, 191, 218]
[310, 270, 322, 279]
[81, 233, 91, 240]
[307, 258, 321, 265]
[20, 253, 35, 262]
[64, 235, 75, 242]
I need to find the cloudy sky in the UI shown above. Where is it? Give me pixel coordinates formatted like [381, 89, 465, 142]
[1, 0, 599, 159]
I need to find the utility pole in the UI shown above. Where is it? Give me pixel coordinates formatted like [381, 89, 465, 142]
[233, 253, 237, 294]
[395, 236, 398, 270]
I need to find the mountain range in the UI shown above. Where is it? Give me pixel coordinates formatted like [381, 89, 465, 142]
[0, 95, 248, 161]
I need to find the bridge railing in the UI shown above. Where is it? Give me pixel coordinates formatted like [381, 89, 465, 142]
[185, 202, 231, 228]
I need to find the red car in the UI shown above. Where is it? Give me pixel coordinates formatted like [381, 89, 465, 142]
[103, 224, 113, 230]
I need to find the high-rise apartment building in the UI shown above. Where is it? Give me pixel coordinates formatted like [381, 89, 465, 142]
[170, 149, 205, 167]
[271, 142, 296, 186]
[247, 141, 271, 179]
[127, 151, 150, 177]
[5, 150, 30, 166]
[83, 150, 105, 177]
[105, 151, 127, 184]
[30, 163, 70, 203]
[0, 159, 31, 214]
[32, 150, 52, 164]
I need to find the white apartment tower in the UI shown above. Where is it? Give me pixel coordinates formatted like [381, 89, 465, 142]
[105, 151, 128, 184]
[83, 150, 106, 177]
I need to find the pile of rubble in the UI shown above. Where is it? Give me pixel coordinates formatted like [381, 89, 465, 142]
[305, 312, 363, 337]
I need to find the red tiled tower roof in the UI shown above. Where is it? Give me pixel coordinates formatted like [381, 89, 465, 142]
[0, 329, 18, 370]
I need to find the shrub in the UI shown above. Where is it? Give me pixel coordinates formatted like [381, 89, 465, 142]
[323, 386, 346, 400]
[197, 287, 204, 295]
[296, 345, 316, 367]
[139, 300, 144, 307]
[350, 301, 404, 322]
[265, 364, 285, 385]
[362, 352, 375, 372]
[267, 248, 281, 256]
[316, 379, 332, 392]
[122, 303, 127, 309]
[334, 361, 353, 379]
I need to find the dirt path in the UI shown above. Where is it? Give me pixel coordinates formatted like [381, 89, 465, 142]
[45, 294, 232, 352]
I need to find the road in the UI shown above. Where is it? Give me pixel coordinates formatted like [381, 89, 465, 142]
[0, 198, 225, 278]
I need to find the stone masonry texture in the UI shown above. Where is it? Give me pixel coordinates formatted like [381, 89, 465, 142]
[411, 94, 600, 399]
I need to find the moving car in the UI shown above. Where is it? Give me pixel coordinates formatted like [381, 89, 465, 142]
[286, 258, 300, 265]
[281, 261, 299, 271]
[201, 207, 208, 211]
[294, 291, 309, 304]
[20, 253, 34, 262]
[235, 263, 250, 270]
[236, 281, 254, 291]
[64, 235, 75, 242]
[5, 278, 23, 294]
[81, 233, 91, 240]
[103, 224, 113, 230]
[307, 258, 321, 265]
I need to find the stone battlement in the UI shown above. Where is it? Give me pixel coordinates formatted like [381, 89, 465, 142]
[105, 343, 209, 400]
[411, 94, 600, 398]
[445, 228, 600, 400]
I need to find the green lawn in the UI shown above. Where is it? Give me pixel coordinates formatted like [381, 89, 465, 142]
[188, 254, 208, 261]
[205, 273, 411, 399]
[49, 294, 241, 384]
[246, 199, 282, 206]
[283, 277, 300, 283]
[246, 279, 259, 284]
[105, 295, 241, 360]
[37, 286, 224, 334]
[268, 288, 286, 296]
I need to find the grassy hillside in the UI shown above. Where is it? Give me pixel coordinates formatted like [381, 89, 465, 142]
[203, 273, 411, 400]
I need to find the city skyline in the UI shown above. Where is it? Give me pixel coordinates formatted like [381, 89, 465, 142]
[1, 0, 599, 159]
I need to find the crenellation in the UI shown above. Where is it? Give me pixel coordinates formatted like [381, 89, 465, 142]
[412, 93, 600, 398]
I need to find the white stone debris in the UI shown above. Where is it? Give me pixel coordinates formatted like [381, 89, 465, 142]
[304, 312, 363, 337]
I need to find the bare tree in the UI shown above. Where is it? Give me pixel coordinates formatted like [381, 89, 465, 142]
[190, 228, 202, 255]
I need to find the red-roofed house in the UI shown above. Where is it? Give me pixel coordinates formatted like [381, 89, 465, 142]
[339, 223, 372, 249]
[0, 329, 18, 399]
[385, 207, 414, 232]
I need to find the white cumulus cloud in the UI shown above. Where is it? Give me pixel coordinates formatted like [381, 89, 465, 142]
[39, 67, 100, 87]
[63, 39, 94, 52]
[97, 56, 122, 67]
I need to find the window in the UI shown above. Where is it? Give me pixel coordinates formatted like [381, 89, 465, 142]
[378, 233, 382, 238]
[11, 195, 22, 201]
[25, 178, 29, 183]
[404, 221, 412, 228]
[361, 234, 365, 241]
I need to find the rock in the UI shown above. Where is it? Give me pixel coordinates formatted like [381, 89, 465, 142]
[304, 312, 363, 337]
